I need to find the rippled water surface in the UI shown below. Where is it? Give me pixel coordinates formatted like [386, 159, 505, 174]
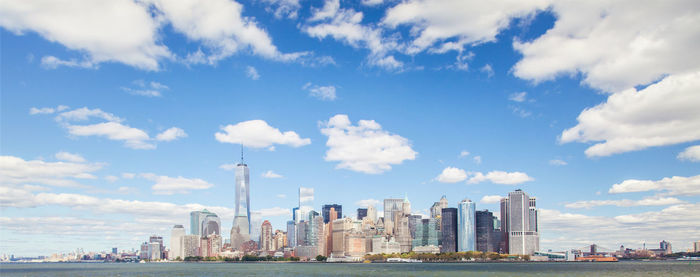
[2, 261, 699, 276]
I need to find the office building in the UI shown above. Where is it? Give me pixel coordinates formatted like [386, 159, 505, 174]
[383, 198, 403, 227]
[430, 195, 449, 218]
[149, 235, 164, 259]
[357, 208, 368, 220]
[326, 207, 339, 256]
[190, 209, 220, 237]
[286, 220, 296, 248]
[412, 218, 440, 248]
[441, 208, 458, 253]
[170, 225, 185, 260]
[331, 218, 354, 257]
[457, 199, 476, 252]
[475, 210, 499, 253]
[366, 205, 377, 222]
[148, 242, 161, 260]
[322, 204, 342, 224]
[182, 235, 200, 258]
[501, 189, 539, 255]
[231, 159, 251, 250]
[694, 241, 700, 252]
[260, 220, 273, 251]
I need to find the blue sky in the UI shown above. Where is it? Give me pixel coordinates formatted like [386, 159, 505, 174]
[1, 0, 699, 256]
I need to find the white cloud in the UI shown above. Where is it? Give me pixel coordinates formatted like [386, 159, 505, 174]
[303, 82, 337, 101]
[480, 64, 494, 78]
[355, 198, 380, 207]
[678, 145, 700, 162]
[104, 175, 119, 183]
[299, 187, 314, 204]
[140, 173, 214, 195]
[121, 172, 135, 179]
[155, 127, 187, 142]
[121, 80, 168, 97]
[473, 155, 482, 164]
[383, 0, 549, 54]
[29, 106, 65, 115]
[0, 155, 102, 188]
[55, 107, 123, 122]
[560, 72, 700, 157]
[480, 195, 502, 204]
[0, 0, 171, 70]
[565, 197, 685, 209]
[467, 170, 534, 185]
[302, 0, 402, 70]
[246, 66, 260, 80]
[276, 194, 286, 198]
[67, 122, 155, 150]
[361, 0, 383, 6]
[459, 150, 470, 157]
[608, 174, 700, 196]
[508, 92, 527, 102]
[513, 1, 700, 93]
[251, 207, 292, 218]
[435, 167, 467, 183]
[215, 119, 311, 148]
[549, 159, 567, 166]
[261, 170, 283, 178]
[219, 163, 237, 171]
[259, 0, 300, 19]
[54, 151, 85, 163]
[320, 114, 417, 174]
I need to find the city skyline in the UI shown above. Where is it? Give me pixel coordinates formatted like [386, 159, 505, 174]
[2, 0, 700, 257]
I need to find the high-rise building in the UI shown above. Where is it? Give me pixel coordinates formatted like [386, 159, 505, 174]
[457, 199, 476, 252]
[366, 205, 377, 222]
[202, 213, 221, 237]
[430, 196, 448, 218]
[260, 220, 273, 251]
[357, 208, 368, 220]
[170, 225, 186, 260]
[475, 210, 500, 253]
[286, 220, 296, 248]
[190, 209, 217, 236]
[322, 204, 342, 224]
[181, 235, 200, 258]
[310, 214, 326, 255]
[326, 207, 339, 256]
[441, 208, 458, 253]
[148, 242, 162, 260]
[331, 218, 354, 257]
[660, 240, 672, 255]
[149, 235, 164, 259]
[139, 243, 149, 259]
[694, 241, 700, 252]
[412, 218, 440, 248]
[231, 158, 251, 250]
[501, 189, 539, 255]
[383, 198, 403, 228]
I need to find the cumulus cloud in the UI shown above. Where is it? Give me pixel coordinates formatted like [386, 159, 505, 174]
[435, 167, 467, 183]
[480, 64, 494, 78]
[549, 159, 567, 166]
[459, 150, 470, 157]
[303, 82, 337, 101]
[121, 80, 168, 97]
[0, 155, 102, 188]
[29, 105, 67, 115]
[302, 0, 402, 70]
[215, 119, 311, 148]
[467, 170, 534, 185]
[67, 122, 155, 149]
[54, 151, 85, 163]
[678, 145, 700, 162]
[565, 197, 685, 209]
[104, 175, 119, 183]
[245, 66, 260, 80]
[508, 92, 527, 102]
[140, 173, 214, 195]
[320, 114, 417, 174]
[55, 107, 123, 122]
[355, 198, 380, 207]
[261, 170, 283, 178]
[0, 0, 304, 70]
[480, 195, 502, 204]
[383, 0, 549, 54]
[219, 163, 237, 171]
[608, 174, 700, 196]
[560, 72, 700, 157]
[473, 156, 482, 164]
[155, 127, 187, 142]
[259, 0, 300, 19]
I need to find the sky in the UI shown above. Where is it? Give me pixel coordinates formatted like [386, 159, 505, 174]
[1, 0, 699, 256]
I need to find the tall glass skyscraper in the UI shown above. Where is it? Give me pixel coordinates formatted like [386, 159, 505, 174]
[457, 199, 476, 252]
[230, 159, 251, 249]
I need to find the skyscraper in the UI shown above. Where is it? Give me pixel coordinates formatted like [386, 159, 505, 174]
[383, 198, 403, 227]
[441, 208, 458, 253]
[475, 210, 498, 253]
[412, 218, 440, 248]
[430, 195, 448, 218]
[202, 213, 221, 237]
[326, 207, 338, 256]
[366, 205, 377, 222]
[231, 157, 251, 250]
[170, 225, 185, 260]
[322, 204, 342, 224]
[501, 189, 539, 255]
[457, 199, 476, 252]
[357, 208, 368, 220]
[260, 220, 273, 251]
[286, 220, 296, 248]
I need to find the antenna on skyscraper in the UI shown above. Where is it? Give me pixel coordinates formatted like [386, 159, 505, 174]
[240, 144, 244, 164]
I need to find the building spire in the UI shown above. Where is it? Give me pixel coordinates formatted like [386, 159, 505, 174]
[240, 144, 245, 164]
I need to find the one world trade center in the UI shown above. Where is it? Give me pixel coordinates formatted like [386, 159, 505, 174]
[230, 154, 251, 250]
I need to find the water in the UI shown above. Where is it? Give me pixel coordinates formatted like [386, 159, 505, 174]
[1, 261, 698, 276]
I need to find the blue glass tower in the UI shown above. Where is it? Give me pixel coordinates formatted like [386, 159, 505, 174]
[457, 199, 476, 252]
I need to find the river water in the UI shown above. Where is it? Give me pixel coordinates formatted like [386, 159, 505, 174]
[2, 261, 698, 276]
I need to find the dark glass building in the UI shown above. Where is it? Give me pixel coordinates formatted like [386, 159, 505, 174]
[476, 210, 500, 253]
[322, 204, 342, 224]
[441, 208, 458, 253]
[357, 208, 368, 220]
